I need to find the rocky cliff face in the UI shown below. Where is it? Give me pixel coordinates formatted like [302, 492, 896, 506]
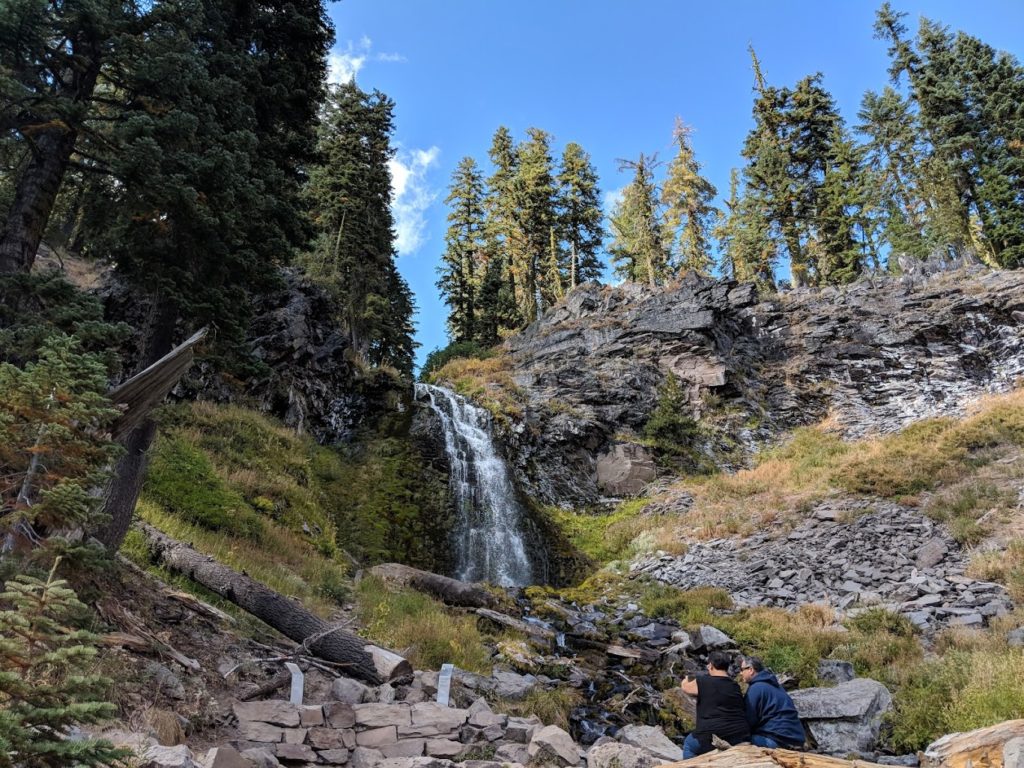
[498, 263, 1024, 507]
[176, 269, 406, 445]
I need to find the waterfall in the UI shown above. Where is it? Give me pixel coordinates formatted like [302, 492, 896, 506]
[415, 383, 533, 586]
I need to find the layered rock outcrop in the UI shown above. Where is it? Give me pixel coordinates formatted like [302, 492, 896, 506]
[499, 264, 1024, 505]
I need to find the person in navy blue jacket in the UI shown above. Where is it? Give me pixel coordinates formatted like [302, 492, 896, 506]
[739, 657, 806, 750]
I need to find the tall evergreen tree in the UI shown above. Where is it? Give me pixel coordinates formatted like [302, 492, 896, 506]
[715, 168, 776, 287]
[81, 0, 334, 551]
[555, 142, 605, 288]
[438, 157, 487, 342]
[0, 0, 136, 275]
[857, 87, 931, 260]
[510, 127, 560, 320]
[609, 154, 670, 286]
[484, 126, 522, 330]
[815, 124, 871, 283]
[661, 118, 718, 275]
[304, 80, 414, 373]
[741, 47, 797, 285]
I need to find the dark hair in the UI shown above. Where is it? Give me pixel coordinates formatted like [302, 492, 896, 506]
[742, 656, 765, 673]
[707, 651, 732, 671]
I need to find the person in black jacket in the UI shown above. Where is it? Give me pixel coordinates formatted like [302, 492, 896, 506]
[680, 651, 750, 759]
[739, 656, 805, 749]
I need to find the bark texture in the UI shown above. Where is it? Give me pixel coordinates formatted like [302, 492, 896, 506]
[139, 523, 411, 685]
[367, 563, 499, 609]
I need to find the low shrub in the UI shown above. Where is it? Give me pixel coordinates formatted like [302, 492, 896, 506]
[494, 686, 583, 730]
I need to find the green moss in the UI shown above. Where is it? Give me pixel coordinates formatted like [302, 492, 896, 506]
[544, 497, 653, 564]
[144, 433, 264, 540]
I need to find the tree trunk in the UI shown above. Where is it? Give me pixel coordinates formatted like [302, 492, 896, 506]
[367, 563, 498, 609]
[0, 37, 103, 276]
[95, 299, 177, 550]
[0, 127, 79, 274]
[922, 719, 1024, 768]
[659, 745, 885, 768]
[138, 523, 411, 685]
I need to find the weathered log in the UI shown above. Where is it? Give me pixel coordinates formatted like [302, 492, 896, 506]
[368, 563, 498, 609]
[923, 719, 1024, 768]
[657, 745, 886, 768]
[565, 633, 662, 663]
[475, 608, 556, 640]
[138, 523, 410, 685]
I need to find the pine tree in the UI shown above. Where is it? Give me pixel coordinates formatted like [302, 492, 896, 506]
[511, 127, 560, 320]
[0, 558, 127, 767]
[484, 126, 522, 331]
[815, 124, 870, 283]
[438, 157, 487, 342]
[716, 168, 776, 288]
[661, 118, 718, 275]
[857, 87, 931, 260]
[0, 336, 120, 545]
[741, 47, 796, 285]
[609, 154, 670, 286]
[555, 142, 605, 288]
[304, 81, 415, 374]
[0, 0, 136, 275]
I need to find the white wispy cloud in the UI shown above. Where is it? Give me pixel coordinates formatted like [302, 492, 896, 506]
[389, 146, 441, 256]
[327, 36, 406, 84]
[603, 186, 626, 214]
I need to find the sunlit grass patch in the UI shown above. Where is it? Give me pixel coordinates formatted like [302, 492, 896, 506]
[355, 576, 494, 673]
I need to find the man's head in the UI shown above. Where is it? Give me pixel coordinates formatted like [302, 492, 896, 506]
[707, 651, 732, 672]
[739, 655, 764, 682]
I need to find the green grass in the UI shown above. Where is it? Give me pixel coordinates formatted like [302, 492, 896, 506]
[545, 497, 686, 565]
[355, 576, 495, 673]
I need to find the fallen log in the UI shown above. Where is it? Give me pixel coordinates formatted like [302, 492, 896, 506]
[475, 608, 557, 641]
[657, 745, 886, 768]
[922, 719, 1024, 768]
[368, 563, 498, 609]
[138, 523, 410, 685]
[566, 634, 662, 663]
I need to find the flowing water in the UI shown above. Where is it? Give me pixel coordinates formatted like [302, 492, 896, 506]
[415, 383, 533, 586]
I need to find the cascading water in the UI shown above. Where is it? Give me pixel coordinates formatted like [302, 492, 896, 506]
[415, 383, 533, 586]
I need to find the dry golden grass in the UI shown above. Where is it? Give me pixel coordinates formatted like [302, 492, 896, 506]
[429, 353, 526, 423]
[658, 387, 1024, 542]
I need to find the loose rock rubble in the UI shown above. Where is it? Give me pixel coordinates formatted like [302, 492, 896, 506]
[632, 499, 1012, 631]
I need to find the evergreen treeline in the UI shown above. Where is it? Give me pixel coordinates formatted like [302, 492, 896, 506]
[436, 3, 1024, 345]
[438, 128, 605, 345]
[0, 0, 415, 377]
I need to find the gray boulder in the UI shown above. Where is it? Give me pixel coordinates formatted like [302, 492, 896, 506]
[142, 745, 196, 768]
[615, 725, 681, 762]
[333, 677, 374, 705]
[790, 678, 892, 753]
[528, 725, 581, 766]
[490, 671, 539, 700]
[587, 742, 660, 768]
[690, 625, 735, 651]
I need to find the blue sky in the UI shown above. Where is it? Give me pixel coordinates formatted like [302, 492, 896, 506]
[326, 1, 1024, 369]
